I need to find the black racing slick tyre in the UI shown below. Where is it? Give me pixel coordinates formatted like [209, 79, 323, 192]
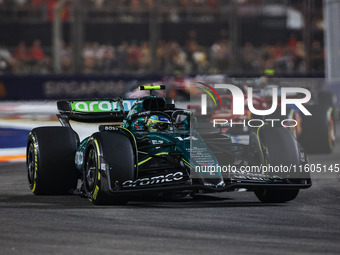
[254, 189, 299, 203]
[84, 131, 135, 205]
[26, 127, 79, 195]
[254, 127, 301, 203]
[300, 105, 335, 154]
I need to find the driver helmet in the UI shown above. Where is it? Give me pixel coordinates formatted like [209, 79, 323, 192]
[147, 115, 170, 132]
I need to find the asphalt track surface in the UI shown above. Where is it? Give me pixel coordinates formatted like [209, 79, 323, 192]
[1, 126, 340, 255]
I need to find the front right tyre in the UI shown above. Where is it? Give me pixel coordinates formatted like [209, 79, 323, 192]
[252, 127, 304, 203]
[254, 189, 299, 203]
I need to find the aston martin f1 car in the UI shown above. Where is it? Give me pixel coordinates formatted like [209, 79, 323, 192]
[26, 85, 311, 205]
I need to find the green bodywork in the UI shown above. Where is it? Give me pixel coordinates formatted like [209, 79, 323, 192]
[74, 96, 222, 181]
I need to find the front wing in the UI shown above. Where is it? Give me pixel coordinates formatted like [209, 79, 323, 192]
[98, 166, 311, 195]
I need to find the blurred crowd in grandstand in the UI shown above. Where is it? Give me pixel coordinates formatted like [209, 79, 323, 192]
[0, 37, 324, 75]
[0, 0, 324, 75]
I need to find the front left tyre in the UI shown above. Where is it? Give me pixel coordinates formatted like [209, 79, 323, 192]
[83, 131, 135, 205]
[26, 127, 79, 195]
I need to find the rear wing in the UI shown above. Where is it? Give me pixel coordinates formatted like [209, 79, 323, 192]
[57, 98, 137, 123]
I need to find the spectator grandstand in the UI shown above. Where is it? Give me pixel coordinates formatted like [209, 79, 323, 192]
[0, 37, 324, 75]
[0, 0, 325, 75]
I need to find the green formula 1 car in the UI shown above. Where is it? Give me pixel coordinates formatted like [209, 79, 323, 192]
[26, 85, 311, 205]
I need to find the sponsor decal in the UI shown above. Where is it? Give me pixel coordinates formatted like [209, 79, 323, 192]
[71, 100, 136, 112]
[122, 171, 184, 187]
[158, 116, 169, 122]
[137, 111, 150, 116]
[99, 125, 119, 131]
[175, 136, 198, 141]
[151, 140, 164, 145]
[231, 172, 283, 181]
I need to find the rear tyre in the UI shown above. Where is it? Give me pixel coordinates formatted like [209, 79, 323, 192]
[253, 127, 301, 203]
[26, 127, 79, 195]
[300, 105, 335, 154]
[84, 132, 134, 205]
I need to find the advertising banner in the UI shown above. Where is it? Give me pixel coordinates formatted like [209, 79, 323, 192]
[0, 74, 161, 100]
